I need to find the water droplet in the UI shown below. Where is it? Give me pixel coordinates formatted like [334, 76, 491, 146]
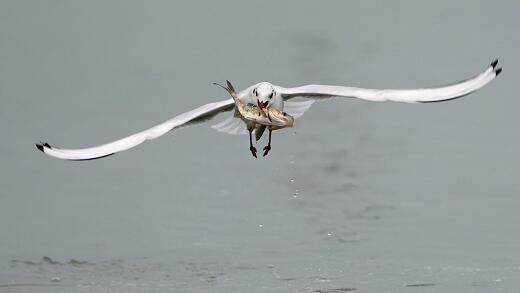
[290, 179, 295, 183]
[327, 232, 332, 236]
[258, 224, 263, 228]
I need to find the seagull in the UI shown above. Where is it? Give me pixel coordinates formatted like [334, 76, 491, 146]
[36, 59, 502, 160]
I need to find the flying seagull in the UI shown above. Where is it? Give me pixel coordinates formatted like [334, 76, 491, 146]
[36, 59, 502, 160]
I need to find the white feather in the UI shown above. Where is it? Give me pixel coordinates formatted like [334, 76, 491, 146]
[38, 99, 234, 160]
[282, 98, 315, 118]
[37, 60, 501, 160]
[278, 60, 501, 103]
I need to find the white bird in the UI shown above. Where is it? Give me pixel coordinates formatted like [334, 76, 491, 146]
[36, 59, 502, 160]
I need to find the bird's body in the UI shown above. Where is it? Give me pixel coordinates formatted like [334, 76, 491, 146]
[214, 80, 294, 157]
[214, 81, 294, 129]
[36, 60, 502, 160]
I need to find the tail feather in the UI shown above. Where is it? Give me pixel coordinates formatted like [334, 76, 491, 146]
[255, 125, 266, 141]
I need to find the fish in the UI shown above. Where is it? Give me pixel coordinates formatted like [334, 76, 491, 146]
[213, 80, 294, 128]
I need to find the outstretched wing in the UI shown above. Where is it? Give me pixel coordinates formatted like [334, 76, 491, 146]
[211, 85, 254, 135]
[36, 99, 235, 160]
[211, 115, 248, 135]
[278, 60, 502, 103]
[282, 98, 315, 118]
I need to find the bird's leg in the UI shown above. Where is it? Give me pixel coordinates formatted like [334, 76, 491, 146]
[249, 129, 257, 158]
[263, 128, 272, 157]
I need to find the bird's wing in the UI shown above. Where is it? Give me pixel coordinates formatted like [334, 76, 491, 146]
[211, 86, 254, 135]
[211, 115, 248, 135]
[282, 98, 315, 118]
[277, 60, 502, 103]
[36, 99, 235, 160]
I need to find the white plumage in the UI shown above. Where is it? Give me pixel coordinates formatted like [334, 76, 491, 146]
[37, 59, 501, 160]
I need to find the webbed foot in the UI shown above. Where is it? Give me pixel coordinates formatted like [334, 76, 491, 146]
[263, 145, 271, 157]
[250, 146, 257, 158]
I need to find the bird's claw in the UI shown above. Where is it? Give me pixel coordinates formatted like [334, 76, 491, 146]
[250, 146, 257, 158]
[263, 145, 271, 157]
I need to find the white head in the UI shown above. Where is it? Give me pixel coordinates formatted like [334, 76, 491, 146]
[251, 82, 276, 109]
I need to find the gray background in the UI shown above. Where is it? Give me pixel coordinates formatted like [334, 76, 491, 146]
[0, 1, 518, 292]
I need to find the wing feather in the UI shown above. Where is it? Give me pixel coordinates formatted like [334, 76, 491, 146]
[279, 60, 501, 103]
[282, 98, 315, 118]
[211, 115, 248, 135]
[37, 99, 234, 160]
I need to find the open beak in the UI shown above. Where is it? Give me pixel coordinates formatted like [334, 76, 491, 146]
[257, 101, 269, 108]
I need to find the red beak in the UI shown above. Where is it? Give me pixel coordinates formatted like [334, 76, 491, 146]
[258, 101, 268, 108]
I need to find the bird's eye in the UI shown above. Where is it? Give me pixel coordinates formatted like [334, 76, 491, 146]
[268, 93, 273, 99]
[283, 112, 287, 116]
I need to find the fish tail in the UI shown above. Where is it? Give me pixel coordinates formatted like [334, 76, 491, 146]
[226, 80, 236, 93]
[213, 80, 240, 102]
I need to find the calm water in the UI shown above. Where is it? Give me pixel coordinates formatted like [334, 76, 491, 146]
[0, 1, 519, 292]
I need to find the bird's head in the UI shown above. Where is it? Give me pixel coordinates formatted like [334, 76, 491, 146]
[252, 82, 276, 109]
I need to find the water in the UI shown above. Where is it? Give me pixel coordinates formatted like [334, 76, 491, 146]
[0, 1, 519, 292]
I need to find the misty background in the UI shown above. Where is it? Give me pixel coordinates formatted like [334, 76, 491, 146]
[0, 1, 518, 292]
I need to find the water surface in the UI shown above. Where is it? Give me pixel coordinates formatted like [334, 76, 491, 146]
[0, 1, 518, 292]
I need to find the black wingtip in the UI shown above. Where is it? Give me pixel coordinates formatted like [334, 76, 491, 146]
[491, 59, 499, 68]
[495, 68, 502, 76]
[35, 143, 44, 152]
[36, 142, 53, 153]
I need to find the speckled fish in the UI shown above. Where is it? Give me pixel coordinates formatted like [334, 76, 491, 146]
[213, 80, 294, 128]
[213, 80, 294, 157]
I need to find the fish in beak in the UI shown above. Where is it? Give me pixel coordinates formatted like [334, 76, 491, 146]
[257, 100, 269, 109]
